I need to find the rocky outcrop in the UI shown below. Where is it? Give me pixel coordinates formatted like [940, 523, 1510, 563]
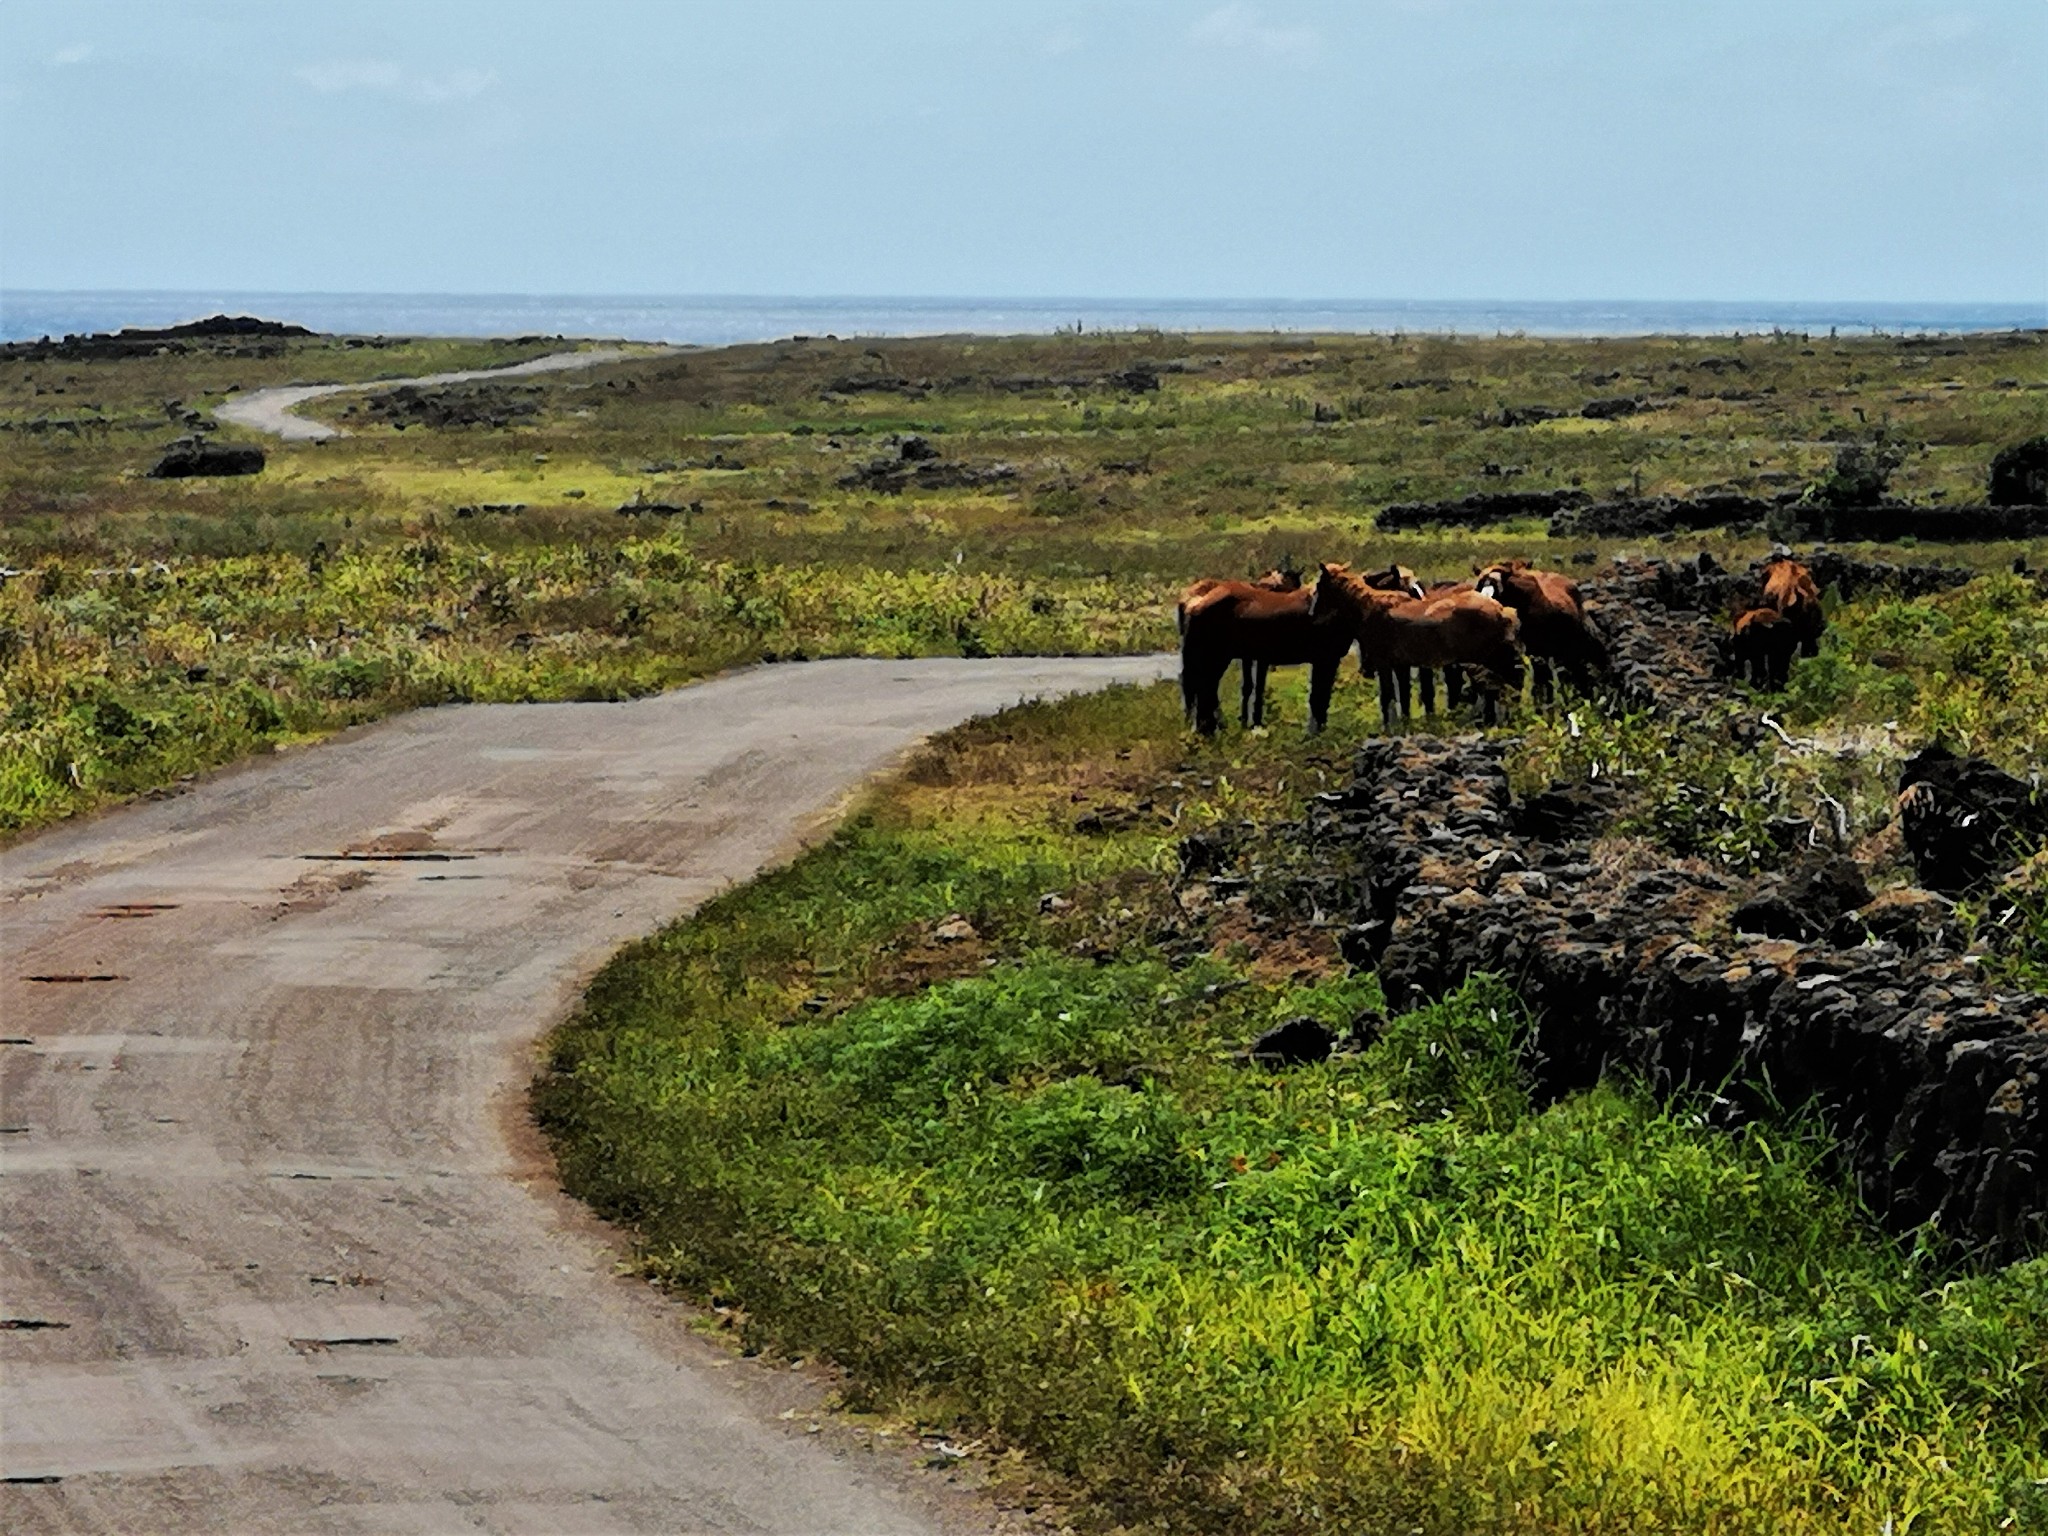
[1376, 491, 2048, 542]
[147, 437, 265, 477]
[1898, 747, 2048, 896]
[1246, 735, 2048, 1257]
[1377, 489, 1592, 530]
[1, 316, 314, 363]
[1988, 437, 2048, 508]
[354, 383, 540, 431]
[838, 434, 1018, 494]
[1780, 503, 2048, 543]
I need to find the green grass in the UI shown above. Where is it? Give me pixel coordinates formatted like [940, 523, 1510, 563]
[4, 327, 2043, 838]
[537, 678, 2048, 1535]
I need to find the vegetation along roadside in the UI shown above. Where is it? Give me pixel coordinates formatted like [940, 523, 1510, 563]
[5, 325, 2043, 838]
[537, 590, 2048, 1534]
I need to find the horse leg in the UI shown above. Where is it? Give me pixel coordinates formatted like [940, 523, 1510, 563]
[1377, 668, 1398, 731]
[1398, 666, 1414, 722]
[1417, 665, 1436, 716]
[1254, 662, 1270, 726]
[1532, 655, 1553, 707]
[1307, 660, 1335, 735]
[1447, 666, 1466, 711]
[1240, 660, 1257, 727]
[1192, 651, 1229, 736]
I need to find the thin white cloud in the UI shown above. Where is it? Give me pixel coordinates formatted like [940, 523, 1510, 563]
[1190, 4, 1317, 62]
[1041, 27, 1083, 58]
[50, 43, 93, 67]
[296, 59, 496, 104]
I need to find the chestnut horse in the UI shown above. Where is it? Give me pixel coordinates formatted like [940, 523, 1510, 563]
[1179, 582, 1353, 736]
[1760, 556, 1825, 657]
[1401, 576, 1481, 719]
[1310, 564, 1524, 727]
[1475, 558, 1608, 703]
[1177, 567, 1303, 726]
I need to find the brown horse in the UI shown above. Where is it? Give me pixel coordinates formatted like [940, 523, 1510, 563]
[1179, 582, 1353, 736]
[1402, 576, 1481, 717]
[1310, 564, 1524, 727]
[1177, 567, 1303, 725]
[1730, 607, 1797, 690]
[1176, 566, 1301, 635]
[1761, 556, 1825, 657]
[1474, 558, 1608, 703]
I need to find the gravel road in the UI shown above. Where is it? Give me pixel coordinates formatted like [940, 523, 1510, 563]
[0, 655, 1174, 1534]
[213, 348, 663, 441]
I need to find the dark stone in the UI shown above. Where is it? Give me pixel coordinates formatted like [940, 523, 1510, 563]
[1248, 1016, 1335, 1067]
[1270, 733, 2048, 1257]
[1512, 782, 1619, 843]
[1898, 747, 2048, 895]
[148, 438, 264, 478]
[1347, 1009, 1388, 1049]
[1731, 854, 1872, 940]
[1829, 888, 1961, 953]
[1989, 436, 2048, 507]
[1581, 396, 1642, 420]
[1376, 488, 1591, 530]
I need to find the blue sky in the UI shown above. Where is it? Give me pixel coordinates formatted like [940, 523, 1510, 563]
[2, 0, 2042, 301]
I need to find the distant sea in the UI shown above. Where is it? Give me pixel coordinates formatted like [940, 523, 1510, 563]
[2, 291, 2042, 345]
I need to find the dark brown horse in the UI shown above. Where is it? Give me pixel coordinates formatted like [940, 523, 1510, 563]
[1730, 607, 1797, 689]
[1311, 564, 1524, 727]
[1179, 582, 1353, 736]
[1474, 558, 1608, 703]
[1761, 556, 1825, 657]
[1177, 567, 1303, 725]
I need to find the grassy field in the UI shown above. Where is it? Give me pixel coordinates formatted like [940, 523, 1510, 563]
[537, 651, 2048, 1535]
[8, 325, 2048, 1527]
[2, 327, 2042, 835]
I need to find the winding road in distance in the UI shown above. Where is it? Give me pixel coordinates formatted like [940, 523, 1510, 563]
[1, 655, 1174, 1534]
[213, 346, 669, 441]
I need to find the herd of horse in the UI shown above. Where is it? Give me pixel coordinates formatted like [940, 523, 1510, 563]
[1175, 553, 1825, 734]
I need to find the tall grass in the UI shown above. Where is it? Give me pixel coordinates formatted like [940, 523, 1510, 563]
[537, 683, 2048, 1534]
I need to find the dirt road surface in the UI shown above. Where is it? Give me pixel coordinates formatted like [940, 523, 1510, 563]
[213, 348, 664, 441]
[1, 655, 1174, 1534]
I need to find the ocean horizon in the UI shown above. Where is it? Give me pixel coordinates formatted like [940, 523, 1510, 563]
[3, 290, 2042, 347]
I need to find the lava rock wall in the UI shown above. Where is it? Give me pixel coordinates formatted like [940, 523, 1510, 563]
[1286, 736, 2048, 1257]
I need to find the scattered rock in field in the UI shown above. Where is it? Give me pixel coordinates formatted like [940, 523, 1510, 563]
[1988, 435, 2048, 507]
[837, 433, 1019, 494]
[1248, 1016, 1335, 1067]
[356, 383, 540, 430]
[148, 437, 264, 477]
[931, 914, 978, 944]
[1488, 404, 1567, 428]
[1038, 892, 1072, 914]
[1073, 805, 1140, 835]
[1581, 396, 1642, 420]
[1347, 1009, 1388, 1048]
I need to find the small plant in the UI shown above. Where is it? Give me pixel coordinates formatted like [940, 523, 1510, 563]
[1801, 424, 1909, 509]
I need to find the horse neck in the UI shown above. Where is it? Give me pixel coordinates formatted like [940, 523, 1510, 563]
[1338, 581, 1402, 634]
